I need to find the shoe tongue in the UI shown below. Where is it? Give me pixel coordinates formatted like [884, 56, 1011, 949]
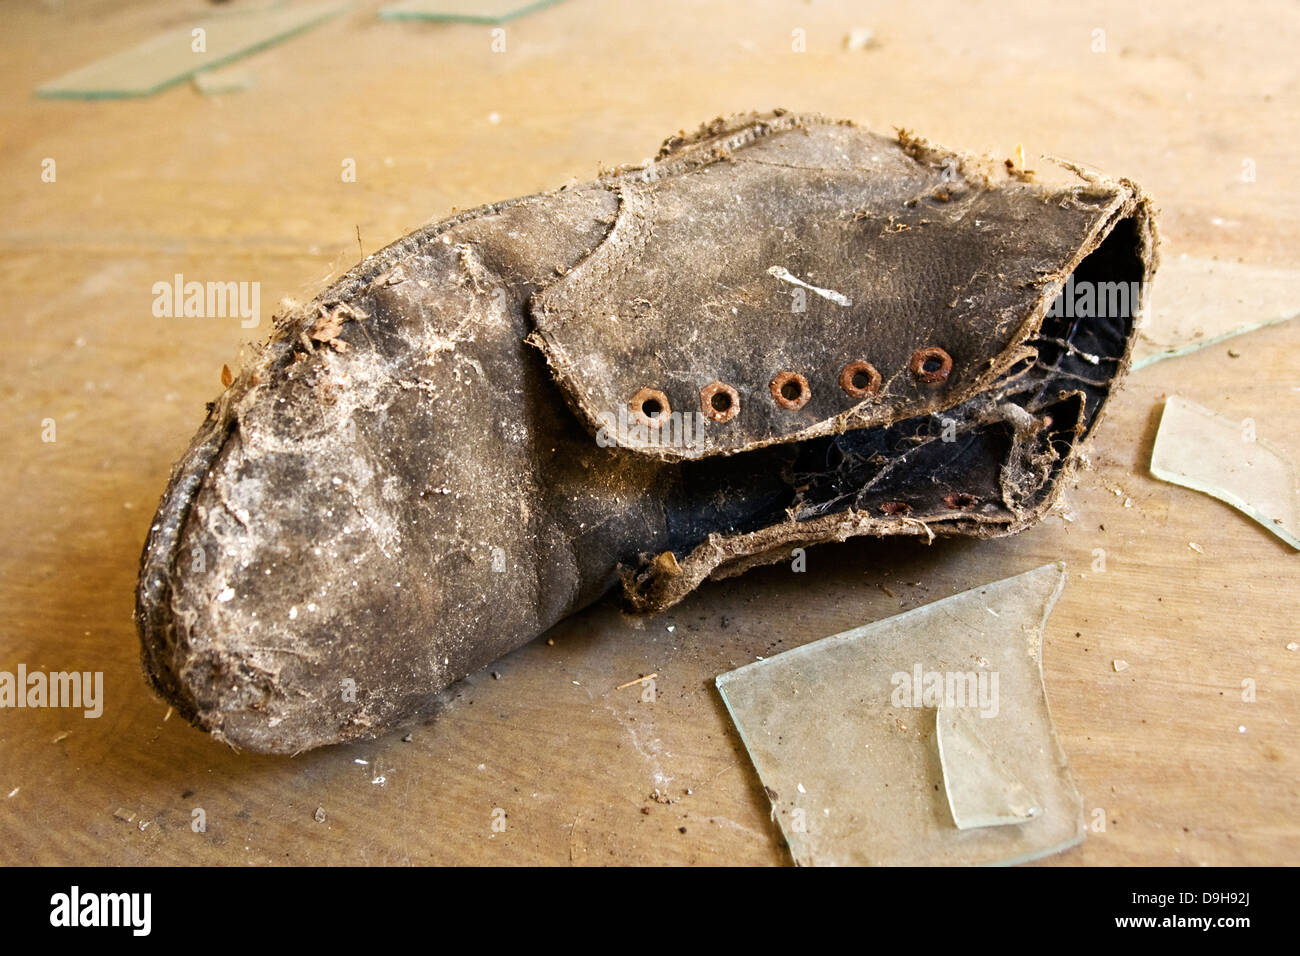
[530, 121, 1134, 462]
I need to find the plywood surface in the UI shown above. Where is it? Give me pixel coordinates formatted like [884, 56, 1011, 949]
[0, 0, 1296, 865]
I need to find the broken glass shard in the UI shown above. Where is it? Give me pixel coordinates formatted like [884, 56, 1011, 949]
[715, 562, 1084, 866]
[1133, 256, 1300, 369]
[379, 0, 566, 24]
[1150, 395, 1300, 549]
[37, 1, 348, 100]
[937, 704, 1041, 829]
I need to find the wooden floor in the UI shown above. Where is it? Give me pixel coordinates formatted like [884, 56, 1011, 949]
[1, 0, 1296, 865]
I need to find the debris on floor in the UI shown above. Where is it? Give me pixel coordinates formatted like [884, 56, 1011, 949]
[37, 1, 348, 99]
[843, 27, 875, 51]
[715, 563, 1084, 866]
[616, 672, 657, 691]
[1150, 396, 1300, 549]
[1132, 256, 1300, 369]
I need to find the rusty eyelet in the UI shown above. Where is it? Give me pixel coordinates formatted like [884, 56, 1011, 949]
[700, 381, 740, 423]
[909, 346, 953, 385]
[943, 492, 979, 511]
[629, 387, 671, 428]
[839, 360, 882, 399]
[769, 371, 810, 410]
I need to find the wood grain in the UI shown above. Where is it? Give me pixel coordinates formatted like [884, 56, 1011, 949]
[0, 0, 1295, 865]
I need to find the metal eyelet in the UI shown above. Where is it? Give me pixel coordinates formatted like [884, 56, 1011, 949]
[839, 360, 882, 399]
[909, 346, 953, 385]
[700, 381, 740, 422]
[628, 387, 671, 428]
[769, 371, 810, 410]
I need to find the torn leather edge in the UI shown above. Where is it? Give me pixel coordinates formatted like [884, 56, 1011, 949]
[619, 184, 1158, 612]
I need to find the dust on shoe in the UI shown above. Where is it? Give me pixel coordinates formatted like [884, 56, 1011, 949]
[136, 111, 1158, 754]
